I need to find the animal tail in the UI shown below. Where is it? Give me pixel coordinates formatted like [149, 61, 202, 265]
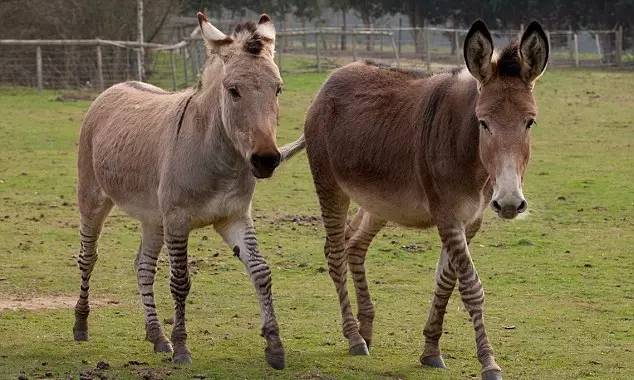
[279, 134, 306, 162]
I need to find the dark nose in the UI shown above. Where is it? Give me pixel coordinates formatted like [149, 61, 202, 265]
[250, 151, 281, 178]
[491, 199, 528, 218]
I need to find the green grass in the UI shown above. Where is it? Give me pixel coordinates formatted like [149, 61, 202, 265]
[0, 67, 633, 380]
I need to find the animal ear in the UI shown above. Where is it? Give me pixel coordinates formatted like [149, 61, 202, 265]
[197, 12, 233, 52]
[256, 14, 276, 42]
[519, 21, 549, 84]
[464, 20, 494, 84]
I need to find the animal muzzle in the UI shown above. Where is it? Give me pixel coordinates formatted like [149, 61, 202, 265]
[491, 195, 527, 219]
[250, 151, 281, 179]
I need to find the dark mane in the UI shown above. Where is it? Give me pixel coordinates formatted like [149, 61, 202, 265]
[363, 60, 431, 79]
[232, 21, 265, 55]
[496, 41, 522, 77]
[233, 21, 257, 35]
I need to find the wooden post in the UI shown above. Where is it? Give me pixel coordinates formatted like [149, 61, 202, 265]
[351, 31, 357, 62]
[182, 47, 188, 84]
[277, 34, 283, 74]
[96, 44, 104, 92]
[190, 46, 197, 77]
[390, 34, 400, 68]
[170, 49, 177, 90]
[425, 27, 432, 72]
[574, 33, 580, 67]
[454, 30, 461, 64]
[36, 46, 42, 92]
[594, 33, 602, 63]
[398, 18, 402, 55]
[615, 25, 623, 67]
[568, 27, 574, 61]
[136, 0, 144, 81]
[316, 30, 321, 72]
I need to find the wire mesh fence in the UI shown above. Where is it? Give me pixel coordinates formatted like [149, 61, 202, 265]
[0, 26, 629, 92]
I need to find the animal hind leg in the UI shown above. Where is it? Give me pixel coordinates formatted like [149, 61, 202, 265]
[315, 182, 368, 355]
[346, 209, 385, 348]
[136, 223, 172, 353]
[73, 190, 113, 341]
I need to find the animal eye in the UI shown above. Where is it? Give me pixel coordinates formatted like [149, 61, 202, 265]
[479, 120, 490, 131]
[228, 87, 241, 100]
[526, 119, 536, 129]
[276, 86, 282, 96]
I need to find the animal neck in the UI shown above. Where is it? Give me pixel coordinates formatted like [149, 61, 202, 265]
[427, 72, 488, 190]
[189, 58, 249, 176]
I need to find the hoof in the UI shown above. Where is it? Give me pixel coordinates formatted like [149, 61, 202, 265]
[265, 346, 285, 370]
[154, 340, 173, 353]
[73, 329, 89, 341]
[482, 369, 502, 380]
[349, 342, 369, 356]
[172, 353, 192, 365]
[420, 354, 447, 369]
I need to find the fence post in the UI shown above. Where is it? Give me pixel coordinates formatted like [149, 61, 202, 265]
[351, 31, 357, 62]
[454, 30, 461, 64]
[96, 44, 104, 92]
[316, 30, 321, 72]
[36, 46, 43, 92]
[390, 33, 400, 68]
[615, 25, 623, 67]
[425, 27, 432, 72]
[595, 32, 603, 63]
[568, 27, 574, 61]
[277, 34, 283, 73]
[398, 18, 402, 55]
[182, 47, 188, 84]
[170, 49, 177, 90]
[574, 33, 580, 67]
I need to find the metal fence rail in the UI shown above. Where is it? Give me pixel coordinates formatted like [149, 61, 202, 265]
[0, 26, 629, 92]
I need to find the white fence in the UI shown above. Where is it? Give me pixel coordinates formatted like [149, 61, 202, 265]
[0, 26, 629, 91]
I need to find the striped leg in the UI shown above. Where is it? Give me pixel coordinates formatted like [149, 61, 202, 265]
[345, 209, 385, 348]
[422, 217, 484, 369]
[421, 246, 455, 369]
[135, 223, 173, 353]
[215, 216, 285, 370]
[73, 197, 113, 341]
[438, 225, 502, 380]
[164, 221, 192, 364]
[319, 195, 370, 355]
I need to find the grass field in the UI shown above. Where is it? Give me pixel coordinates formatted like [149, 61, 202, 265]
[0, 67, 633, 380]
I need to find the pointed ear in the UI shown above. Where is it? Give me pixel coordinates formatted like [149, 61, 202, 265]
[464, 20, 494, 84]
[256, 13, 276, 42]
[519, 21, 549, 84]
[197, 12, 233, 52]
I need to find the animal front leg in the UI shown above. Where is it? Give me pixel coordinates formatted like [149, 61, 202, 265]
[215, 216, 285, 370]
[439, 225, 502, 380]
[421, 246, 456, 369]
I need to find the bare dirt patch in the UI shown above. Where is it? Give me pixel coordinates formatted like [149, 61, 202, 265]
[0, 295, 119, 311]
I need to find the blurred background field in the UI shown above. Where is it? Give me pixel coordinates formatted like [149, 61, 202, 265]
[0, 64, 633, 379]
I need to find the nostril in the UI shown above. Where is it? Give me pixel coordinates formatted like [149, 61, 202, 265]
[517, 200, 528, 213]
[491, 200, 502, 212]
[251, 152, 281, 169]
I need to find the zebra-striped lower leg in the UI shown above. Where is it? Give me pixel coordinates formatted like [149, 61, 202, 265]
[345, 209, 385, 348]
[321, 198, 368, 355]
[216, 216, 285, 370]
[73, 198, 112, 341]
[165, 227, 192, 365]
[439, 226, 502, 380]
[421, 246, 455, 369]
[136, 224, 172, 353]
